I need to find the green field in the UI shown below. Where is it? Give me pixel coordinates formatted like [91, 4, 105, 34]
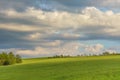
[1, 55, 120, 80]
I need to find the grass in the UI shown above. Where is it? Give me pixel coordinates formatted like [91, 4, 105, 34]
[0, 55, 120, 80]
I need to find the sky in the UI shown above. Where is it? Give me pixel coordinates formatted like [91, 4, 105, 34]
[0, 0, 120, 58]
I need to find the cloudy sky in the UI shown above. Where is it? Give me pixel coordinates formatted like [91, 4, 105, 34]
[0, 0, 120, 57]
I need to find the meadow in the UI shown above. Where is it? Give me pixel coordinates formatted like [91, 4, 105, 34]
[0, 55, 120, 80]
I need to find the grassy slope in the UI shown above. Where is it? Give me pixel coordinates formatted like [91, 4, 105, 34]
[0, 55, 120, 80]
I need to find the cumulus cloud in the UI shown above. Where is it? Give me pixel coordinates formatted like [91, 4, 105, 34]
[0, 0, 120, 13]
[54, 0, 120, 12]
[0, 1, 120, 57]
[28, 32, 42, 40]
[16, 47, 50, 57]
[15, 42, 81, 57]
[1, 7, 120, 41]
[14, 42, 105, 58]
[1, 42, 118, 58]
[84, 44, 104, 55]
[101, 0, 120, 8]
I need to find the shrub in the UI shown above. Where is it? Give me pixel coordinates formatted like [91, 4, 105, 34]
[0, 52, 22, 66]
[16, 54, 22, 63]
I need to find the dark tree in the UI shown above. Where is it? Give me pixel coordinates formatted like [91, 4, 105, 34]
[103, 52, 110, 55]
[0, 52, 22, 66]
[1, 52, 9, 65]
[16, 54, 22, 63]
[8, 52, 16, 64]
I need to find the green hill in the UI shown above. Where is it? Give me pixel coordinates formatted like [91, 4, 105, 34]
[1, 55, 120, 80]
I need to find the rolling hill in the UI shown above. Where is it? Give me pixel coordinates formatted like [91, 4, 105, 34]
[0, 55, 120, 80]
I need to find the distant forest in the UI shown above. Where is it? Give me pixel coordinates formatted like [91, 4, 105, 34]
[0, 52, 22, 66]
[49, 51, 119, 58]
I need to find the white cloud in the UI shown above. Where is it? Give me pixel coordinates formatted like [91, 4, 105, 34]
[84, 44, 104, 55]
[0, 6, 120, 57]
[16, 47, 50, 57]
[14, 42, 105, 58]
[28, 32, 42, 40]
[1, 7, 120, 37]
[1, 0, 120, 58]
[15, 42, 81, 57]
[102, 0, 120, 7]
[0, 23, 40, 31]
[105, 50, 116, 54]
[0, 41, 116, 58]
[40, 40, 63, 47]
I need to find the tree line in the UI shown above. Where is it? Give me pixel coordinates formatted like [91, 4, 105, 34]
[48, 52, 119, 58]
[0, 52, 22, 66]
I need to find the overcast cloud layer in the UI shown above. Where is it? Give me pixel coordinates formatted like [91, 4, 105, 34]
[0, 0, 120, 57]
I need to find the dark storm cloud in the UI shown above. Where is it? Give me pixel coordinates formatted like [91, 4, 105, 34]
[0, 0, 34, 11]
[0, 29, 64, 49]
[0, 0, 119, 12]
[0, 13, 49, 27]
[53, 0, 120, 11]
[0, 29, 31, 48]
[0, 0, 120, 11]
[42, 24, 120, 41]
